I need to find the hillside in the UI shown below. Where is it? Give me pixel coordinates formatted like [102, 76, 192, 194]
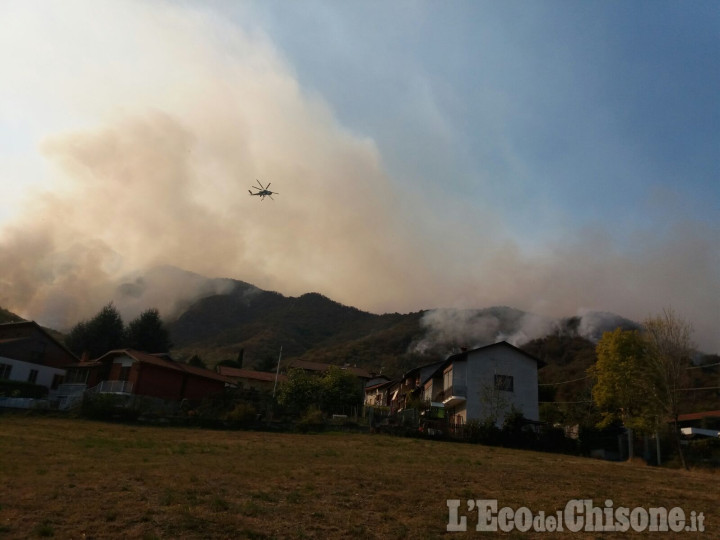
[162, 273, 645, 382]
[522, 334, 598, 401]
[0, 306, 25, 324]
[166, 281, 427, 375]
[0, 307, 75, 346]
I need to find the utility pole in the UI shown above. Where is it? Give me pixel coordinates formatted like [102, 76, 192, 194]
[272, 345, 283, 399]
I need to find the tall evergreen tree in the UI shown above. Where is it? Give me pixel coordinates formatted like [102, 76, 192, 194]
[66, 302, 125, 359]
[125, 308, 171, 353]
[188, 354, 206, 368]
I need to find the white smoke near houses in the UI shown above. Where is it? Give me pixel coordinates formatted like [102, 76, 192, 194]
[411, 307, 643, 356]
[409, 307, 558, 355]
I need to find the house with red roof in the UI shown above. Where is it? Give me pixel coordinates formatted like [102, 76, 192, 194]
[64, 349, 232, 402]
[285, 358, 373, 380]
[216, 366, 287, 393]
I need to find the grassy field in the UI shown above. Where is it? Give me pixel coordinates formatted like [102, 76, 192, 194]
[0, 414, 716, 539]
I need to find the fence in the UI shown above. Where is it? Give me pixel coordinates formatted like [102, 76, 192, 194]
[88, 380, 134, 394]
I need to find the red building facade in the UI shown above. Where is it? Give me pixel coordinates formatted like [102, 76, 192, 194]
[66, 349, 231, 401]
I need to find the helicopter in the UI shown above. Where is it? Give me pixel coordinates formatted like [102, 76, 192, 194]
[248, 180, 278, 201]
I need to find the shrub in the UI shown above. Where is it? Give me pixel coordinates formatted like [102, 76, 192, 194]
[465, 418, 501, 445]
[0, 380, 48, 399]
[537, 426, 578, 454]
[81, 393, 139, 422]
[686, 437, 720, 466]
[226, 402, 257, 428]
[501, 408, 536, 448]
[297, 406, 325, 433]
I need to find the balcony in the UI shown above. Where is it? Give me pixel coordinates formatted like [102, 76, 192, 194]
[48, 383, 88, 410]
[88, 380, 134, 394]
[434, 385, 466, 408]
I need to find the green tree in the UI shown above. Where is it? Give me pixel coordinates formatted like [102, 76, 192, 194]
[643, 309, 693, 470]
[590, 328, 656, 459]
[188, 355, 206, 368]
[65, 321, 89, 357]
[66, 302, 125, 359]
[276, 368, 321, 414]
[125, 308, 171, 353]
[590, 310, 695, 467]
[319, 366, 363, 416]
[277, 367, 364, 418]
[255, 356, 277, 372]
[590, 328, 656, 432]
[216, 358, 242, 369]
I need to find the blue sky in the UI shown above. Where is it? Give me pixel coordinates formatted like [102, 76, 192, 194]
[0, 1, 717, 350]
[242, 1, 719, 238]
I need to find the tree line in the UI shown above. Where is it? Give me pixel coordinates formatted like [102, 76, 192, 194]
[277, 366, 364, 418]
[65, 303, 171, 359]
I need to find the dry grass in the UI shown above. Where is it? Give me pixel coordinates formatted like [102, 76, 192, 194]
[0, 414, 716, 539]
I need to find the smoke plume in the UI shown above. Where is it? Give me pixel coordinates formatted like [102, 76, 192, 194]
[410, 307, 642, 355]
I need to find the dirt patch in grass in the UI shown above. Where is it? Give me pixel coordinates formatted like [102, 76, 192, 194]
[0, 414, 716, 538]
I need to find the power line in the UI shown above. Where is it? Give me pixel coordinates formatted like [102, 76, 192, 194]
[538, 361, 718, 387]
[539, 400, 593, 404]
[539, 375, 591, 386]
[687, 362, 720, 370]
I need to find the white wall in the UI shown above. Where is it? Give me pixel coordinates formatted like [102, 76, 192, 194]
[0, 356, 66, 389]
[463, 345, 539, 425]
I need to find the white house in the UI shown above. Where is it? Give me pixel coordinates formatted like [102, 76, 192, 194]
[0, 356, 66, 390]
[423, 341, 542, 427]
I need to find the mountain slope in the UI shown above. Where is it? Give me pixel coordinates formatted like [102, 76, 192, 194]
[167, 282, 426, 373]
[165, 272, 649, 381]
[4, 267, 654, 385]
[0, 307, 25, 324]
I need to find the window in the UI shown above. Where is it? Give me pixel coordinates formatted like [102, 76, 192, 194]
[494, 374, 514, 392]
[119, 366, 131, 381]
[65, 369, 88, 384]
[443, 367, 453, 390]
[51, 374, 64, 389]
[0, 363, 11, 380]
[28, 369, 39, 384]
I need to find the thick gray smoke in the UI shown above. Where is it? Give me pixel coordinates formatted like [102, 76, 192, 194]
[409, 308, 556, 354]
[411, 307, 643, 355]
